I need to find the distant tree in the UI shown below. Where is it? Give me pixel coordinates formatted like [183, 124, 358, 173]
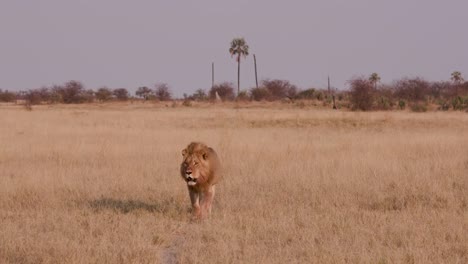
[95, 87, 113, 102]
[113, 88, 129, 101]
[209, 82, 235, 101]
[348, 77, 374, 111]
[229, 37, 249, 96]
[451, 71, 464, 95]
[154, 83, 172, 101]
[50, 85, 64, 103]
[60, 80, 87, 104]
[369, 73, 381, 91]
[451, 71, 464, 84]
[136, 86, 152, 100]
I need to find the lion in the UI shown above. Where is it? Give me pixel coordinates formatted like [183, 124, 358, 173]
[180, 142, 222, 219]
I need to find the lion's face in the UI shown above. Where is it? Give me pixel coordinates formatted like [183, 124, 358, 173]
[181, 143, 210, 186]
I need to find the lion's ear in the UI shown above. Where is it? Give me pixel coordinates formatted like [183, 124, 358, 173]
[201, 147, 212, 160]
[182, 149, 187, 157]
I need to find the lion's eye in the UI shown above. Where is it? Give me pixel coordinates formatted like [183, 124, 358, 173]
[194, 162, 199, 166]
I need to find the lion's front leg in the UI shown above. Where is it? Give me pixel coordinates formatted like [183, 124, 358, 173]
[201, 185, 216, 218]
[188, 187, 201, 219]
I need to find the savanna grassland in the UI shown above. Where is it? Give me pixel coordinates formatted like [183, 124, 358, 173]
[0, 102, 467, 264]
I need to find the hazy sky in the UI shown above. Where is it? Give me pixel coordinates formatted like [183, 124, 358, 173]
[1, 0, 467, 96]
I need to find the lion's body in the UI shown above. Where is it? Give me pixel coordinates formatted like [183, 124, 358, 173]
[180, 142, 222, 219]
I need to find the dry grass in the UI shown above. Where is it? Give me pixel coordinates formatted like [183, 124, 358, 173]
[0, 102, 467, 263]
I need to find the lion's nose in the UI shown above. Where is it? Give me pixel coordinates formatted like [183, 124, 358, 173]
[186, 170, 192, 175]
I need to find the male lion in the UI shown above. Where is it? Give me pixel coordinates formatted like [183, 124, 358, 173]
[180, 142, 222, 219]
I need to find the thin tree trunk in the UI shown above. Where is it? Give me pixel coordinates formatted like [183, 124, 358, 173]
[328, 76, 336, 109]
[212, 62, 214, 90]
[254, 54, 258, 89]
[237, 55, 241, 96]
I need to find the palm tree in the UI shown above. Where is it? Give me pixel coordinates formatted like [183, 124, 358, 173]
[451, 71, 464, 95]
[229, 38, 249, 96]
[369, 73, 381, 91]
[451, 71, 464, 84]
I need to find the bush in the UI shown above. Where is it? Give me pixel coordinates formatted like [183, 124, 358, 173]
[296, 88, 315, 100]
[398, 100, 406, 110]
[250, 87, 272, 101]
[410, 103, 428, 112]
[182, 100, 192, 107]
[95, 87, 113, 102]
[451, 96, 468, 110]
[393, 78, 430, 102]
[236, 91, 250, 101]
[190, 89, 208, 101]
[348, 77, 374, 111]
[376, 96, 393, 110]
[261, 79, 297, 100]
[209, 82, 235, 101]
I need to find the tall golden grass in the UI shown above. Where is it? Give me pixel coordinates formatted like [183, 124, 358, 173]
[0, 102, 467, 263]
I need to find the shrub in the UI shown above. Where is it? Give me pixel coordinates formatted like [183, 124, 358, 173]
[398, 100, 406, 110]
[451, 96, 467, 110]
[236, 91, 250, 101]
[348, 77, 374, 111]
[261, 79, 297, 100]
[250, 87, 272, 101]
[190, 89, 208, 101]
[182, 100, 192, 107]
[393, 78, 430, 102]
[209, 82, 235, 101]
[296, 88, 315, 100]
[410, 103, 428, 112]
[95, 87, 113, 102]
[376, 96, 393, 110]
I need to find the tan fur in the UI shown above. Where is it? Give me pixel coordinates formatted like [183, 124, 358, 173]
[180, 142, 222, 219]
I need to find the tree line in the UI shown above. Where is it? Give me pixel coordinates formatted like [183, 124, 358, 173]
[1, 72, 467, 112]
[348, 71, 467, 111]
[0, 35, 466, 111]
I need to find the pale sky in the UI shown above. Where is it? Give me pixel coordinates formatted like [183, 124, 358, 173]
[1, 0, 467, 97]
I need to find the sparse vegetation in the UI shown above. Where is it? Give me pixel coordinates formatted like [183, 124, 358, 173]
[0, 104, 466, 263]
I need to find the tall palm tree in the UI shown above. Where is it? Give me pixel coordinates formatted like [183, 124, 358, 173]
[451, 71, 464, 96]
[229, 38, 249, 96]
[369, 73, 381, 91]
[451, 71, 464, 84]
